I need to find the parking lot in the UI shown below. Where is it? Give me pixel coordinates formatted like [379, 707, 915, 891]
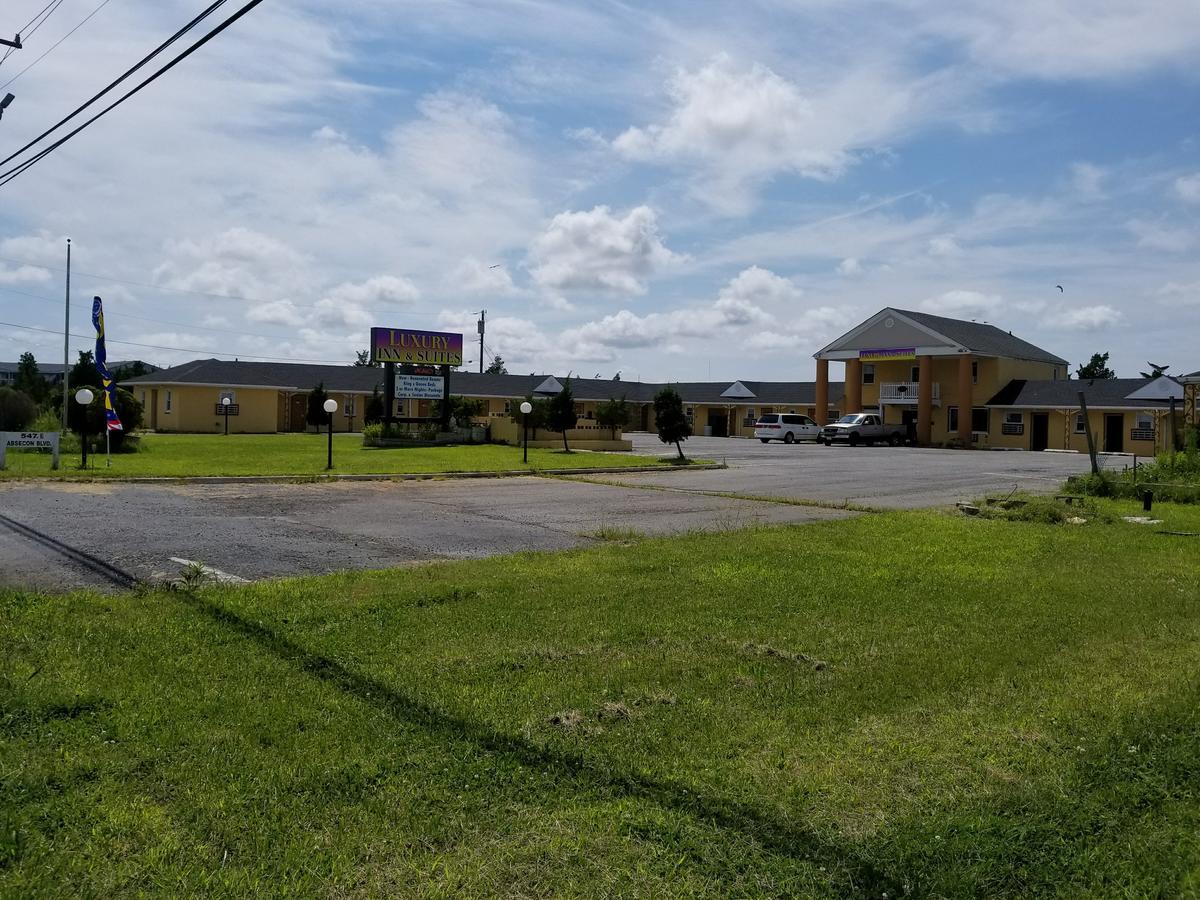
[623, 434, 1100, 508]
[0, 438, 1103, 590]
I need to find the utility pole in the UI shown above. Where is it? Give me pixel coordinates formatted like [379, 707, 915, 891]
[0, 33, 21, 50]
[477, 309, 486, 374]
[61, 238, 70, 431]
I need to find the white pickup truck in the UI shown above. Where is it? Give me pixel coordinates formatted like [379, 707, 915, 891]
[820, 413, 905, 447]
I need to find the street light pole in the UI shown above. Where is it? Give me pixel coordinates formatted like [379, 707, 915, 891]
[324, 398, 338, 469]
[74, 388, 94, 469]
[220, 398, 229, 435]
[520, 400, 532, 464]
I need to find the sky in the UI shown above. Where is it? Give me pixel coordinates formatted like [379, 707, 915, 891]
[0, 0, 1198, 383]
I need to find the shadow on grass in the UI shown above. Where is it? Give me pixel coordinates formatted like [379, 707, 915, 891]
[174, 589, 899, 897]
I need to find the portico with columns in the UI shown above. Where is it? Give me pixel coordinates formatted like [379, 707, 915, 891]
[814, 308, 1068, 447]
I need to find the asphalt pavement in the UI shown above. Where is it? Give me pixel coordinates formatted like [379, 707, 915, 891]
[0, 437, 1106, 591]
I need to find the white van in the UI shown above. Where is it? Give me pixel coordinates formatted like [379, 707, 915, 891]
[754, 413, 821, 444]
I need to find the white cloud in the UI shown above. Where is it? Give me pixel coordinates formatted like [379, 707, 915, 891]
[0, 265, 52, 286]
[450, 258, 517, 296]
[1174, 173, 1200, 203]
[1070, 162, 1106, 198]
[0, 231, 71, 265]
[246, 300, 304, 327]
[1044, 305, 1123, 331]
[920, 290, 1003, 317]
[527, 205, 683, 297]
[838, 257, 864, 276]
[324, 275, 419, 307]
[1127, 218, 1195, 253]
[927, 235, 961, 257]
[612, 54, 931, 214]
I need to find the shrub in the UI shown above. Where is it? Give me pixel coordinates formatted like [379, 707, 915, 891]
[596, 397, 631, 439]
[546, 380, 577, 452]
[0, 387, 38, 431]
[653, 386, 691, 460]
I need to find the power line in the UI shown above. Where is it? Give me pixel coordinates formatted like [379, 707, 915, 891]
[0, 0, 65, 69]
[0, 0, 115, 92]
[0, 318, 358, 364]
[0, 0, 229, 172]
[0, 0, 266, 187]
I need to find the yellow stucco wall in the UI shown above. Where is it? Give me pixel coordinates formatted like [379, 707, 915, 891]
[132, 385, 367, 434]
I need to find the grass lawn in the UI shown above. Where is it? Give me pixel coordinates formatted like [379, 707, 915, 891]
[4, 508, 1200, 896]
[0, 432, 690, 479]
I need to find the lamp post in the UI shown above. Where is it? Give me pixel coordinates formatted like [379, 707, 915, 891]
[323, 398, 338, 469]
[220, 397, 230, 435]
[74, 388, 94, 469]
[520, 400, 532, 464]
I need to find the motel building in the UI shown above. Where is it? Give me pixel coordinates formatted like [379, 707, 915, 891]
[123, 308, 1193, 454]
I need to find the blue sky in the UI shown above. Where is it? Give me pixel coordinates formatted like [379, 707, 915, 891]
[0, 0, 1198, 382]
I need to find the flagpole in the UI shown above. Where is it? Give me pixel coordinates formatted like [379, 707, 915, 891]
[61, 238, 71, 431]
[106, 427, 111, 467]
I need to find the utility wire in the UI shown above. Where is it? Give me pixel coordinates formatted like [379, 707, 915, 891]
[0, 0, 265, 187]
[0, 0, 65, 68]
[1, 0, 115, 91]
[0, 0, 229, 171]
[0, 318, 358, 364]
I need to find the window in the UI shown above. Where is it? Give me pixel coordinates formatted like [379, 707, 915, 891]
[971, 407, 989, 433]
[911, 365, 921, 382]
[1002, 411, 1025, 436]
[685, 406, 694, 421]
[165, 390, 172, 413]
[827, 410, 840, 423]
[503, 400, 511, 414]
[971, 361, 978, 385]
[947, 406, 958, 432]
[862, 364, 875, 385]
[1074, 413, 1086, 434]
[343, 397, 355, 416]
[746, 408, 756, 420]
[139, 390, 146, 407]
[1136, 413, 1153, 430]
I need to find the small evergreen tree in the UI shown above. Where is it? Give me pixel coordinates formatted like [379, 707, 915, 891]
[306, 382, 330, 428]
[653, 386, 691, 460]
[1076, 352, 1116, 380]
[112, 360, 148, 381]
[510, 395, 549, 437]
[596, 396, 631, 439]
[1139, 361, 1171, 379]
[69, 350, 103, 391]
[546, 379, 577, 452]
[485, 356, 508, 375]
[364, 386, 385, 424]
[14, 352, 46, 402]
[354, 349, 379, 367]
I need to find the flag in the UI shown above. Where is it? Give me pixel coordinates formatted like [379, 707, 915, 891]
[91, 296, 123, 432]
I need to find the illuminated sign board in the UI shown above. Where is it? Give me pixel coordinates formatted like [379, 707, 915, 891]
[859, 347, 916, 362]
[371, 328, 463, 366]
[395, 375, 445, 399]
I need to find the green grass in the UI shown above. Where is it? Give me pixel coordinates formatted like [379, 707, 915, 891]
[0, 432, 690, 479]
[4, 510, 1200, 895]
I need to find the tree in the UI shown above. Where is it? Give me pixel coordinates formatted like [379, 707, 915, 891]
[433, 395, 485, 425]
[364, 386, 385, 424]
[113, 360, 148, 381]
[14, 352, 46, 402]
[69, 350, 103, 391]
[653, 386, 691, 460]
[66, 387, 144, 450]
[596, 396, 631, 439]
[510, 395, 549, 437]
[545, 379, 577, 452]
[354, 349, 379, 367]
[1076, 352, 1116, 380]
[485, 356, 508, 375]
[306, 382, 330, 428]
[0, 387, 38, 430]
[1140, 361, 1171, 379]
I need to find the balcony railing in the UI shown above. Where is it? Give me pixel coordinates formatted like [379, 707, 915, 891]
[879, 382, 940, 405]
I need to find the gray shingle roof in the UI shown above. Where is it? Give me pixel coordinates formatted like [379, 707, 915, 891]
[985, 377, 1169, 409]
[124, 359, 843, 405]
[895, 309, 1069, 366]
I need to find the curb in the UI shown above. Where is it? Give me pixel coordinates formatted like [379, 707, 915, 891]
[7, 463, 726, 486]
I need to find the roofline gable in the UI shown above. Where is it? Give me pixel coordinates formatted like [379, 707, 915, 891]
[814, 307, 964, 359]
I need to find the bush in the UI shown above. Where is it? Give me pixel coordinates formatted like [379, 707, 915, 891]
[0, 387, 38, 430]
[66, 387, 144, 451]
[975, 495, 1114, 525]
